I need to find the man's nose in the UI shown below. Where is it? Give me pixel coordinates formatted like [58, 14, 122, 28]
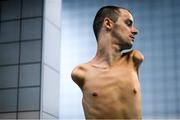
[132, 26, 138, 35]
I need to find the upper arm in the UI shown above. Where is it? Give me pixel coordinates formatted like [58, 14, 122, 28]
[71, 65, 86, 89]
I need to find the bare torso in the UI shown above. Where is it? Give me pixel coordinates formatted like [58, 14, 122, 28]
[71, 50, 144, 119]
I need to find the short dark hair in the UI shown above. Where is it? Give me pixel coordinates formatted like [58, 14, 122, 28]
[93, 6, 129, 41]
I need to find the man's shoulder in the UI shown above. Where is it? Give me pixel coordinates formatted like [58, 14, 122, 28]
[71, 63, 90, 81]
[130, 50, 144, 69]
[122, 49, 144, 60]
[71, 63, 88, 89]
[131, 49, 144, 62]
[124, 49, 144, 68]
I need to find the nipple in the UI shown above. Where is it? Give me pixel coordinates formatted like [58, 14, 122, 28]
[133, 88, 137, 94]
[92, 92, 98, 97]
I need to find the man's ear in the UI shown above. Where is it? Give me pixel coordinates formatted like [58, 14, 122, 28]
[103, 17, 113, 30]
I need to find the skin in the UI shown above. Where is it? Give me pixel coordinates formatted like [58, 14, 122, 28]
[71, 9, 144, 119]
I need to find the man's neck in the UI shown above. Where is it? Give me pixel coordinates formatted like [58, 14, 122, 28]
[92, 36, 123, 67]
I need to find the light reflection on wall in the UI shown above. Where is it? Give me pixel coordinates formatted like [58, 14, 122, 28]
[60, 2, 98, 118]
[60, 0, 180, 119]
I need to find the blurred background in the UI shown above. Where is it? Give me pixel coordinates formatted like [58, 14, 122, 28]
[0, 0, 180, 119]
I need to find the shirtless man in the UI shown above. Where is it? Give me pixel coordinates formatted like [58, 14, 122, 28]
[71, 6, 144, 119]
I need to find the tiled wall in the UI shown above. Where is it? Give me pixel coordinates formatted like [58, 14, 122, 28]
[0, 0, 43, 119]
[61, 0, 180, 119]
[41, 0, 61, 119]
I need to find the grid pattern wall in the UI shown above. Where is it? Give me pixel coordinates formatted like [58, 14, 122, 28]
[61, 0, 180, 119]
[0, 0, 43, 119]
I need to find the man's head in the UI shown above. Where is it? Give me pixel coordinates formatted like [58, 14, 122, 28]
[93, 6, 122, 40]
[93, 6, 138, 49]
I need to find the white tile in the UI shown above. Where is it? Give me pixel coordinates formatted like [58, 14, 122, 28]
[43, 20, 60, 71]
[44, 0, 62, 28]
[41, 112, 57, 119]
[42, 65, 59, 117]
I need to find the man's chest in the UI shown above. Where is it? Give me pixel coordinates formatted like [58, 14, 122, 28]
[83, 66, 140, 96]
[86, 65, 138, 82]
